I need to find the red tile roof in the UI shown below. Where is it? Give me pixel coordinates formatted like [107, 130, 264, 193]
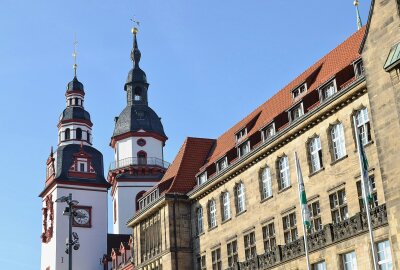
[199, 27, 366, 171]
[158, 137, 215, 194]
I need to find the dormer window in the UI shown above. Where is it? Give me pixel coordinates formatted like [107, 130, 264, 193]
[290, 103, 304, 121]
[292, 83, 307, 99]
[238, 141, 250, 157]
[216, 157, 228, 172]
[320, 80, 337, 101]
[262, 123, 275, 141]
[354, 59, 364, 78]
[197, 171, 207, 185]
[235, 128, 247, 143]
[77, 158, 88, 172]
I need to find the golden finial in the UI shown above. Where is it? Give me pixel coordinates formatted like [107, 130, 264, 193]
[130, 17, 140, 35]
[72, 34, 78, 77]
[353, 0, 359, 6]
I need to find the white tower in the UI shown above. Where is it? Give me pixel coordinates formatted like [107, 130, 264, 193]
[40, 64, 110, 269]
[108, 27, 169, 234]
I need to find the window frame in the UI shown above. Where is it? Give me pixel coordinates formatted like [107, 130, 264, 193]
[292, 83, 307, 99]
[282, 212, 298, 244]
[278, 156, 290, 190]
[290, 102, 304, 122]
[261, 123, 276, 142]
[329, 188, 348, 224]
[216, 156, 228, 172]
[221, 192, 231, 222]
[243, 231, 257, 260]
[235, 128, 247, 143]
[319, 79, 337, 101]
[354, 59, 364, 78]
[355, 107, 372, 146]
[309, 136, 323, 173]
[208, 200, 217, 229]
[235, 182, 246, 214]
[308, 200, 322, 233]
[376, 240, 393, 268]
[330, 123, 347, 161]
[211, 248, 222, 270]
[227, 239, 238, 267]
[260, 167, 273, 200]
[341, 251, 358, 270]
[356, 175, 378, 212]
[237, 140, 251, 158]
[196, 207, 204, 235]
[197, 172, 207, 186]
[262, 222, 276, 252]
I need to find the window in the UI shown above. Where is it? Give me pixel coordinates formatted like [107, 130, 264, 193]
[308, 201, 322, 232]
[208, 200, 217, 228]
[87, 132, 91, 143]
[137, 151, 147, 165]
[79, 163, 86, 172]
[312, 261, 327, 270]
[282, 212, 298, 244]
[320, 81, 336, 101]
[134, 87, 142, 101]
[238, 141, 250, 157]
[211, 248, 221, 270]
[76, 128, 82, 140]
[331, 123, 346, 160]
[356, 176, 378, 212]
[355, 108, 372, 145]
[278, 156, 290, 190]
[262, 123, 275, 141]
[354, 60, 364, 78]
[376, 240, 393, 269]
[197, 255, 206, 270]
[65, 128, 71, 140]
[227, 240, 238, 267]
[309, 137, 323, 173]
[216, 157, 228, 172]
[235, 183, 246, 213]
[244, 232, 256, 260]
[196, 207, 204, 235]
[236, 128, 247, 143]
[342, 251, 358, 270]
[291, 103, 304, 121]
[197, 172, 207, 185]
[221, 192, 231, 221]
[262, 222, 276, 252]
[329, 189, 348, 223]
[260, 167, 272, 200]
[292, 83, 307, 99]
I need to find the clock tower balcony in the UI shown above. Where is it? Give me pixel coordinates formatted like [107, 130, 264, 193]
[109, 156, 170, 171]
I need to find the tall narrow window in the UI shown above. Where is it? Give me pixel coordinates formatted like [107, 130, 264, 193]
[216, 157, 228, 172]
[196, 207, 204, 235]
[357, 175, 378, 212]
[278, 156, 290, 190]
[221, 192, 231, 221]
[235, 183, 246, 213]
[243, 232, 256, 260]
[308, 201, 322, 232]
[282, 212, 297, 244]
[211, 248, 222, 270]
[262, 222, 276, 252]
[354, 60, 364, 78]
[355, 108, 372, 145]
[208, 200, 217, 228]
[376, 240, 393, 269]
[260, 167, 272, 200]
[309, 137, 323, 173]
[291, 103, 304, 121]
[331, 123, 346, 160]
[341, 251, 358, 270]
[134, 87, 142, 101]
[227, 240, 238, 267]
[197, 255, 206, 270]
[137, 151, 147, 165]
[329, 189, 348, 223]
[65, 128, 71, 140]
[76, 128, 82, 140]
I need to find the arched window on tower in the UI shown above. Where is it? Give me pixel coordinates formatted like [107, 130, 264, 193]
[134, 87, 142, 101]
[76, 128, 82, 140]
[65, 128, 70, 140]
[137, 151, 147, 165]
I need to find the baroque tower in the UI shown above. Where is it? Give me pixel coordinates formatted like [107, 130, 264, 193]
[39, 61, 110, 269]
[108, 27, 169, 234]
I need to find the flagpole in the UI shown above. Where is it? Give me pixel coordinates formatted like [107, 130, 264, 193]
[294, 152, 311, 270]
[352, 116, 379, 270]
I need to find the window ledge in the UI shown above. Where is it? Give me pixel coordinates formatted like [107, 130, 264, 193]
[260, 195, 273, 204]
[278, 185, 292, 194]
[196, 232, 205, 238]
[221, 217, 232, 225]
[330, 155, 348, 166]
[236, 210, 247, 217]
[309, 167, 325, 177]
[354, 140, 374, 152]
[208, 226, 218, 232]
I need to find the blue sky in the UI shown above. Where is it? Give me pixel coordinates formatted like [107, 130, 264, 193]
[0, 0, 370, 268]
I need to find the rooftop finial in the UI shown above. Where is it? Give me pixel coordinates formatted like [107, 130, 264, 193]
[73, 34, 78, 77]
[354, 0, 363, 30]
[130, 17, 141, 67]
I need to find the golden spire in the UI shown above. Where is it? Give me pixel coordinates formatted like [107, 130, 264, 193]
[72, 34, 78, 77]
[130, 17, 140, 36]
[354, 0, 363, 30]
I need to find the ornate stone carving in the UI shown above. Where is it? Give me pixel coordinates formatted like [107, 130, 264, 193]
[361, 204, 388, 229]
[280, 238, 304, 261]
[307, 224, 333, 252]
[41, 194, 54, 243]
[238, 257, 258, 270]
[257, 247, 280, 269]
[332, 213, 362, 242]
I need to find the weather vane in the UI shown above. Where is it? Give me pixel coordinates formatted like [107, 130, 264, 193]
[130, 16, 140, 34]
[72, 34, 78, 77]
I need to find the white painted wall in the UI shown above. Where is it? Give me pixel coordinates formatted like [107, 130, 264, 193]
[40, 184, 108, 270]
[115, 136, 163, 161]
[112, 182, 156, 234]
[58, 123, 92, 146]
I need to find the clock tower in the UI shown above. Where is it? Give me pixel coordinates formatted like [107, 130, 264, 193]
[39, 68, 110, 270]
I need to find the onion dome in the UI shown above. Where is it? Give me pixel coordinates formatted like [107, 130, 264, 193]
[66, 76, 85, 93]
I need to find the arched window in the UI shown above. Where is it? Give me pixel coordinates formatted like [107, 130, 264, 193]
[221, 192, 231, 221]
[196, 207, 204, 235]
[208, 200, 217, 228]
[137, 151, 147, 165]
[87, 132, 91, 143]
[134, 87, 142, 101]
[65, 128, 70, 140]
[355, 108, 371, 145]
[76, 128, 82, 140]
[135, 190, 146, 211]
[309, 137, 323, 173]
[278, 156, 290, 190]
[260, 167, 272, 200]
[331, 123, 346, 160]
[235, 183, 246, 213]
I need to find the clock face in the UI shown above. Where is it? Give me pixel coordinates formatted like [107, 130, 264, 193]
[73, 208, 90, 226]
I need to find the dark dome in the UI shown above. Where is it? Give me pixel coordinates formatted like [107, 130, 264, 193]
[126, 67, 147, 84]
[59, 107, 92, 123]
[67, 77, 84, 93]
[113, 105, 166, 138]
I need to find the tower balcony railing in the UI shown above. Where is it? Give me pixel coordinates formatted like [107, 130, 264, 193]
[109, 157, 170, 171]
